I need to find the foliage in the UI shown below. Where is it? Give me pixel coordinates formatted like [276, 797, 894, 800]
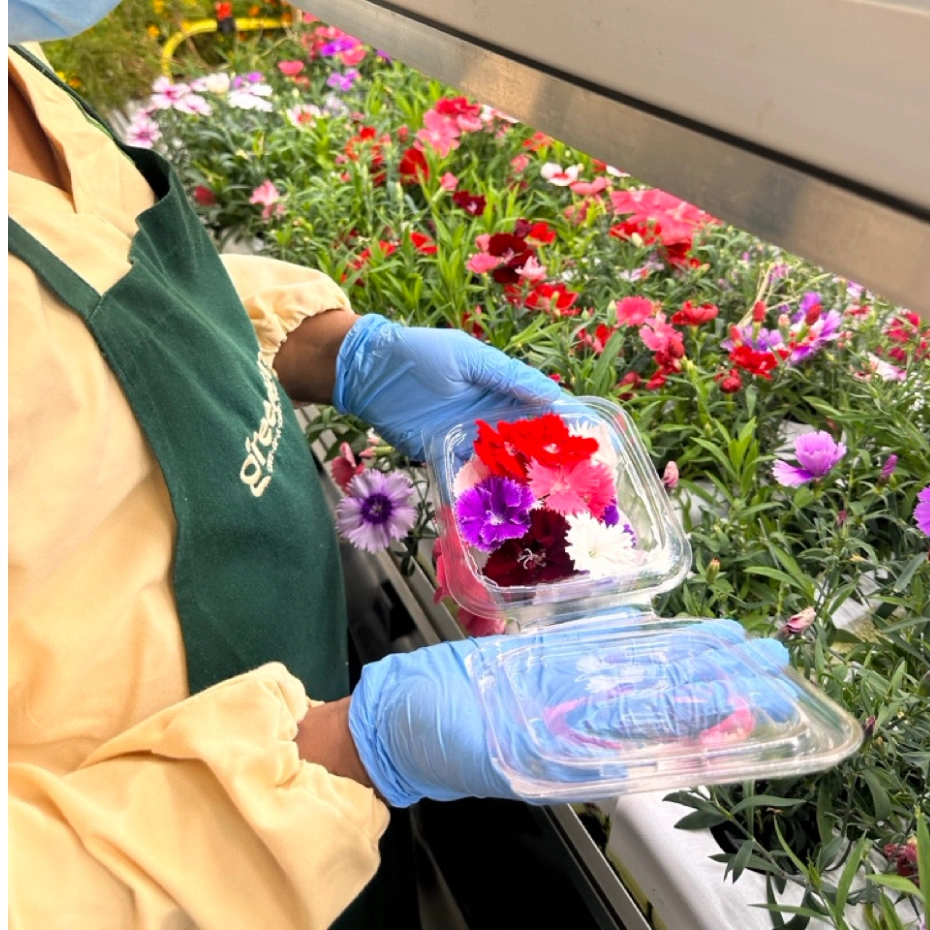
[97, 18, 930, 928]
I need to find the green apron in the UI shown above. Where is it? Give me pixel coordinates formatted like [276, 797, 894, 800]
[8, 45, 348, 702]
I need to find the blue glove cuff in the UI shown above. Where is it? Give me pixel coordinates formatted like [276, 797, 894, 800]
[348, 655, 424, 809]
[333, 313, 392, 417]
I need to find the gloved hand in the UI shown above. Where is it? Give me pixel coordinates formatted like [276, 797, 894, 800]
[348, 619, 793, 807]
[333, 313, 562, 461]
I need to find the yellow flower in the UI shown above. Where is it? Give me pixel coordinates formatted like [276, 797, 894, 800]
[146, 24, 161, 38]
[152, 0, 165, 12]
[67, 77, 82, 88]
[248, 4, 260, 15]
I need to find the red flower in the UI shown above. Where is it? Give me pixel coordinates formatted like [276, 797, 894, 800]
[752, 301, 767, 323]
[409, 231, 437, 255]
[485, 232, 534, 284]
[473, 419, 528, 479]
[344, 126, 388, 185]
[483, 510, 575, 587]
[347, 240, 397, 274]
[452, 190, 487, 215]
[883, 839, 918, 883]
[215, 2, 233, 19]
[192, 185, 216, 206]
[461, 306, 486, 339]
[577, 322, 617, 355]
[716, 368, 744, 393]
[618, 371, 641, 400]
[525, 221, 557, 245]
[615, 296, 655, 326]
[672, 301, 719, 326]
[730, 345, 779, 379]
[497, 413, 598, 469]
[522, 282, 580, 316]
[398, 146, 429, 185]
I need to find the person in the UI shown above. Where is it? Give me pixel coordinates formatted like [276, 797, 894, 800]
[8, 4, 791, 927]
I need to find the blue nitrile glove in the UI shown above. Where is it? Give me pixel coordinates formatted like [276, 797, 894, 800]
[333, 314, 561, 461]
[348, 619, 793, 807]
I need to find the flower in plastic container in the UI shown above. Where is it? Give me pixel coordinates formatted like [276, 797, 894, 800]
[565, 512, 639, 578]
[336, 470, 417, 552]
[773, 431, 847, 487]
[483, 510, 575, 587]
[527, 458, 615, 519]
[455, 476, 534, 551]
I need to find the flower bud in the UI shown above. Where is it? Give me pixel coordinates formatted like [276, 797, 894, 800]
[836, 509, 848, 526]
[706, 558, 720, 583]
[662, 461, 679, 490]
[879, 454, 898, 482]
[752, 301, 767, 323]
[778, 606, 816, 640]
[862, 715, 876, 739]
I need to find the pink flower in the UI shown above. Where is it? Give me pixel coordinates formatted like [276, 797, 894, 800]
[458, 609, 506, 637]
[615, 296, 654, 326]
[416, 109, 461, 157]
[515, 255, 548, 282]
[527, 459, 616, 518]
[569, 176, 609, 196]
[466, 253, 504, 274]
[662, 461, 679, 490]
[639, 313, 684, 356]
[331, 442, 364, 491]
[773, 431, 847, 487]
[440, 172, 459, 191]
[540, 162, 582, 186]
[510, 154, 530, 174]
[277, 60, 305, 76]
[249, 181, 284, 220]
[339, 43, 366, 67]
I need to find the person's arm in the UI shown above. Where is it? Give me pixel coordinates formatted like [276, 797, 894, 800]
[10, 665, 387, 930]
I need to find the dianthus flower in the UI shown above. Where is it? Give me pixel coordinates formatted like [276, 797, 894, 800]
[455, 476, 534, 551]
[915, 486, 930, 536]
[730, 345, 779, 379]
[336, 470, 417, 552]
[497, 412, 598, 469]
[483, 510, 575, 587]
[565, 512, 639, 578]
[527, 459, 616, 518]
[615, 296, 654, 326]
[773, 431, 847, 487]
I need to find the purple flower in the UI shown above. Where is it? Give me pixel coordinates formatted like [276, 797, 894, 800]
[336, 470, 417, 552]
[456, 476, 534, 551]
[326, 69, 360, 91]
[773, 431, 847, 487]
[768, 263, 790, 282]
[320, 37, 356, 55]
[721, 325, 783, 353]
[880, 454, 898, 482]
[602, 502, 620, 526]
[787, 308, 843, 363]
[915, 485, 930, 536]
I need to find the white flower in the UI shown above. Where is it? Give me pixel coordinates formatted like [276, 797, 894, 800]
[452, 455, 491, 496]
[200, 72, 232, 95]
[540, 162, 583, 186]
[173, 93, 212, 116]
[286, 103, 325, 127]
[565, 513, 638, 578]
[228, 90, 273, 112]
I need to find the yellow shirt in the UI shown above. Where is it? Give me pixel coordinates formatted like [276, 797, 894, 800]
[8, 48, 388, 929]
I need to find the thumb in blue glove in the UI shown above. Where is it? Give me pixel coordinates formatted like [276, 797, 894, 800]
[348, 620, 793, 807]
[333, 314, 562, 461]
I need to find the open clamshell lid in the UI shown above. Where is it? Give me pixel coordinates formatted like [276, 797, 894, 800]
[425, 396, 691, 629]
[466, 613, 863, 801]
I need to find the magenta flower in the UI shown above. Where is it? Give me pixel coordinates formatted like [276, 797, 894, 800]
[915, 486, 930, 536]
[773, 431, 847, 487]
[456, 476, 534, 551]
[880, 454, 898, 482]
[336, 470, 417, 552]
[326, 69, 360, 91]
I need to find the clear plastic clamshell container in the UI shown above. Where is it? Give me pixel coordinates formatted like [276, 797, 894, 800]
[424, 396, 862, 799]
[426, 396, 692, 629]
[465, 613, 863, 801]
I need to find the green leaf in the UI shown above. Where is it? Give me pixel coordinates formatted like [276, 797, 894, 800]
[752, 904, 833, 926]
[731, 840, 755, 882]
[674, 810, 729, 830]
[866, 873, 923, 898]
[917, 809, 930, 907]
[731, 794, 807, 816]
[833, 837, 870, 923]
[894, 551, 928, 593]
[860, 769, 893, 824]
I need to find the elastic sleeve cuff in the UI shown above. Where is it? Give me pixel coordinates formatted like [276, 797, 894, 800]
[221, 253, 353, 371]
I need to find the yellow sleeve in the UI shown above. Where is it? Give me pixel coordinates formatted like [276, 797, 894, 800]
[222, 253, 353, 372]
[9, 664, 389, 930]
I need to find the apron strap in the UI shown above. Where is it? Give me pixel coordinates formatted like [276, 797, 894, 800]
[8, 218, 101, 318]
